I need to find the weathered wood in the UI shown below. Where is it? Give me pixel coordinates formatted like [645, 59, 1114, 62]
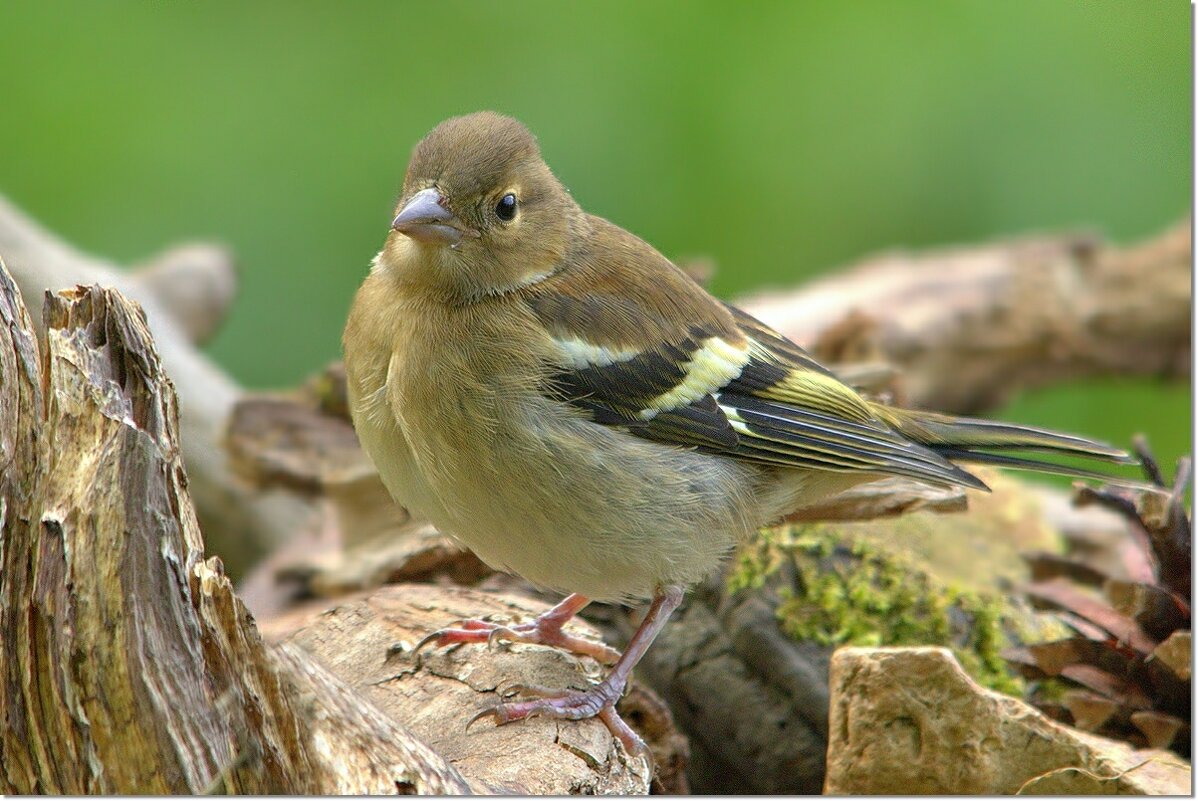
[824, 647, 1190, 794]
[740, 220, 1191, 413]
[271, 643, 473, 795]
[0, 253, 48, 794]
[0, 275, 310, 793]
[267, 585, 659, 794]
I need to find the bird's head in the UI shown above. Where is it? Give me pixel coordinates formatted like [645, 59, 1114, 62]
[381, 112, 583, 302]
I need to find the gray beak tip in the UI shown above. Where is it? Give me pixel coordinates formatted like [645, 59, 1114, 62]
[391, 187, 467, 246]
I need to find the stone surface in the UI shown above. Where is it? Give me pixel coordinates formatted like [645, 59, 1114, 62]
[825, 646, 1190, 794]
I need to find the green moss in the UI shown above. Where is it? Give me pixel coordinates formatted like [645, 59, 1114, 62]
[729, 522, 1024, 695]
[726, 526, 780, 595]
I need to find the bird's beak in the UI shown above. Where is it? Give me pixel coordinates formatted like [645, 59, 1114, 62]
[391, 187, 475, 246]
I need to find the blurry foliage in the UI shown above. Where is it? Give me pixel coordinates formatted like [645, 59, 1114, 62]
[0, 0, 1189, 471]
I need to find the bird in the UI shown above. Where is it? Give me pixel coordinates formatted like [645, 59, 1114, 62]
[342, 111, 1134, 758]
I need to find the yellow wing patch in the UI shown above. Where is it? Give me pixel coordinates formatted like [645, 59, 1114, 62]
[744, 336, 874, 423]
[553, 336, 640, 369]
[766, 370, 875, 422]
[642, 336, 750, 419]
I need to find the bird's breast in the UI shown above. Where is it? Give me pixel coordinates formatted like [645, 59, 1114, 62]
[346, 285, 756, 600]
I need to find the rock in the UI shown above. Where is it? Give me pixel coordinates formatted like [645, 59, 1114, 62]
[825, 646, 1191, 794]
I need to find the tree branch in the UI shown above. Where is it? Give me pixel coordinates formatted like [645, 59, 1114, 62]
[739, 220, 1191, 413]
[0, 193, 313, 575]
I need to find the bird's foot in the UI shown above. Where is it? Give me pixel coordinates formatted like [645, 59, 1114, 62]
[470, 680, 648, 760]
[413, 598, 620, 665]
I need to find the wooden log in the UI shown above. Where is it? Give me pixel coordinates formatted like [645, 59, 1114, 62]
[740, 220, 1191, 413]
[264, 585, 659, 794]
[0, 271, 315, 793]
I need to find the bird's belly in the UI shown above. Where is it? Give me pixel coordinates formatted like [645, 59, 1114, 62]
[403, 395, 757, 602]
[353, 398, 449, 526]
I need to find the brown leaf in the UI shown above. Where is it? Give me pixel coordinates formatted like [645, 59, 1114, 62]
[1150, 631, 1192, 681]
[1024, 578, 1158, 653]
[1061, 689, 1119, 731]
[1023, 551, 1108, 587]
[1130, 710, 1185, 750]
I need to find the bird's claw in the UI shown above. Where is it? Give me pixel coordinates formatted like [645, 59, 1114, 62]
[464, 688, 649, 761]
[409, 614, 620, 666]
[411, 616, 509, 658]
[456, 618, 502, 631]
[599, 707, 652, 764]
[485, 625, 519, 652]
[465, 705, 503, 732]
[412, 629, 447, 655]
[495, 681, 571, 700]
[464, 699, 555, 732]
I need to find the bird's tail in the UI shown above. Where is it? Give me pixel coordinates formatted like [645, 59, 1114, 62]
[869, 403, 1139, 483]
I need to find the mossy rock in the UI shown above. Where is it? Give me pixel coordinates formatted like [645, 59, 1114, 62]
[727, 469, 1070, 695]
[632, 470, 1079, 793]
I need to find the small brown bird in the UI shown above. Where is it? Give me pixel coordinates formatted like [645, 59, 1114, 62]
[343, 111, 1132, 756]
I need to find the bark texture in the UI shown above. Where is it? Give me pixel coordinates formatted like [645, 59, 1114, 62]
[264, 585, 656, 794]
[0, 273, 311, 793]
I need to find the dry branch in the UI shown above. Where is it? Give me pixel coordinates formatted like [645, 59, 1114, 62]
[0, 194, 313, 576]
[739, 220, 1191, 413]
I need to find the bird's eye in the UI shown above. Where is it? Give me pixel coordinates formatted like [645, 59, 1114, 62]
[495, 193, 518, 222]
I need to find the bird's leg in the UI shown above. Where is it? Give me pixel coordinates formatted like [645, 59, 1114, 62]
[414, 592, 620, 665]
[469, 585, 684, 759]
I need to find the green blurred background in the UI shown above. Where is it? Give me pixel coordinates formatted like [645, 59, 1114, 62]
[0, 1, 1190, 473]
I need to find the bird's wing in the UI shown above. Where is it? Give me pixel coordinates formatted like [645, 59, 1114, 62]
[525, 257, 983, 489]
